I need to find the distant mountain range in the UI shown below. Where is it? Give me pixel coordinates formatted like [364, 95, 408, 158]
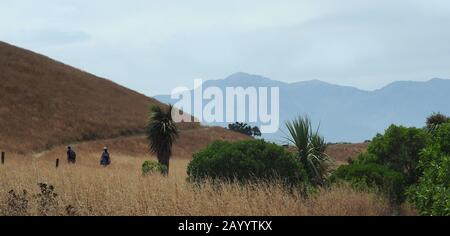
[155, 72, 450, 143]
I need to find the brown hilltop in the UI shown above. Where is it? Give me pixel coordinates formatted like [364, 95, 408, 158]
[0, 41, 209, 153]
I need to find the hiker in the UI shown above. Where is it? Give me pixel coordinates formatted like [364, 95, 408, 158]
[100, 147, 111, 167]
[67, 146, 76, 164]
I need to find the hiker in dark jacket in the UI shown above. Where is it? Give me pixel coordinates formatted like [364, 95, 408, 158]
[67, 146, 76, 164]
[100, 147, 111, 167]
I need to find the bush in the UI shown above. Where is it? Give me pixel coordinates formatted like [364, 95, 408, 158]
[426, 112, 450, 132]
[329, 162, 405, 203]
[334, 115, 449, 211]
[407, 146, 450, 216]
[3, 190, 29, 216]
[142, 160, 168, 175]
[368, 125, 430, 185]
[435, 123, 450, 154]
[228, 122, 261, 137]
[187, 140, 308, 186]
[407, 124, 450, 216]
[352, 152, 379, 165]
[34, 183, 58, 216]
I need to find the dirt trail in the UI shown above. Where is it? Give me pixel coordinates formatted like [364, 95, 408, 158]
[30, 127, 251, 161]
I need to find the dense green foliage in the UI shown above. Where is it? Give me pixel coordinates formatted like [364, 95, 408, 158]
[142, 160, 168, 175]
[285, 116, 331, 186]
[145, 105, 178, 175]
[187, 140, 308, 186]
[367, 125, 430, 185]
[426, 112, 450, 132]
[434, 123, 450, 153]
[330, 116, 449, 214]
[407, 148, 450, 216]
[407, 123, 450, 216]
[330, 159, 405, 203]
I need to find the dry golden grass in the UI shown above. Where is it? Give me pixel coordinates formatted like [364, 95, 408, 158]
[325, 143, 369, 166]
[0, 41, 202, 153]
[16, 127, 251, 165]
[0, 151, 399, 216]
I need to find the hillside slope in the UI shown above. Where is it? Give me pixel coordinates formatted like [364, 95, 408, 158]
[0, 41, 167, 152]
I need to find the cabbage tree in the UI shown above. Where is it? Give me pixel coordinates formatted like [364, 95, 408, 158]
[285, 116, 331, 186]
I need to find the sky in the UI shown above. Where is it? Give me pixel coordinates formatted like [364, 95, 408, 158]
[1, 0, 450, 96]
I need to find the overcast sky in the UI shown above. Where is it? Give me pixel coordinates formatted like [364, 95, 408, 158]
[1, 0, 450, 95]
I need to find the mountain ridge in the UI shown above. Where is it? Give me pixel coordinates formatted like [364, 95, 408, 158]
[154, 72, 450, 142]
[155, 72, 448, 97]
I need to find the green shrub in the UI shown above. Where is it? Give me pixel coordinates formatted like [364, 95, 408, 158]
[407, 146, 450, 216]
[352, 152, 379, 165]
[187, 140, 308, 186]
[435, 123, 450, 154]
[329, 162, 405, 203]
[336, 115, 450, 210]
[407, 124, 450, 216]
[368, 125, 430, 185]
[142, 160, 168, 175]
[426, 112, 450, 132]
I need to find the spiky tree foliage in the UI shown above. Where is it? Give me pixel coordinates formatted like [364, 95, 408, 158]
[145, 105, 178, 175]
[285, 116, 331, 186]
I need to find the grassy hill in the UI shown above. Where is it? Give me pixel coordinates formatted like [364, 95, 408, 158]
[0, 41, 183, 153]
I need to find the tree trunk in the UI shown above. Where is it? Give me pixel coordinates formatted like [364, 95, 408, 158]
[159, 155, 170, 176]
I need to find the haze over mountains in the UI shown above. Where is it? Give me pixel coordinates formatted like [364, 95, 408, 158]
[1, 39, 448, 150]
[155, 72, 450, 143]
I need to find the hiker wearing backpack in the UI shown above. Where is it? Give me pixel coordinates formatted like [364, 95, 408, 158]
[100, 147, 111, 167]
[67, 146, 76, 164]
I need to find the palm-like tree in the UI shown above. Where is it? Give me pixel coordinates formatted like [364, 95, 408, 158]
[285, 116, 331, 186]
[145, 105, 178, 175]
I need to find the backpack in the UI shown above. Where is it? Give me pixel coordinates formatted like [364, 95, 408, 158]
[69, 150, 76, 160]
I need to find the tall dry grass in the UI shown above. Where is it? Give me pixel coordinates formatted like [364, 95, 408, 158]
[0, 153, 400, 216]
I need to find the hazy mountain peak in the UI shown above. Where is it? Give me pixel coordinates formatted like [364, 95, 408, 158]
[204, 72, 287, 88]
[429, 77, 448, 82]
[293, 79, 332, 86]
[225, 72, 272, 82]
[379, 78, 450, 92]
